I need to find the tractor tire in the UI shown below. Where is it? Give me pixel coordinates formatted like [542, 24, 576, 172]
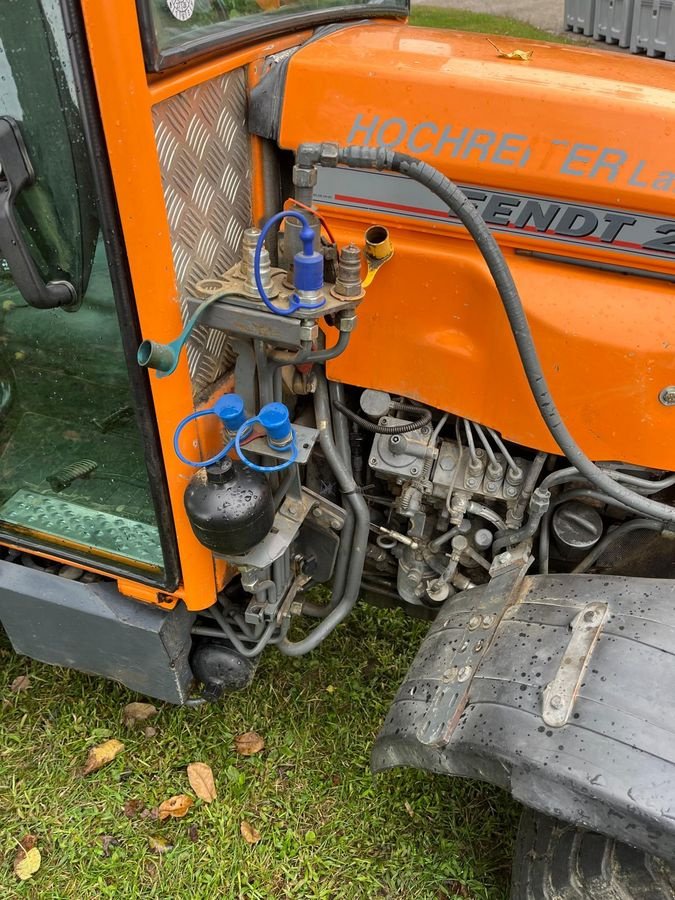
[511, 808, 675, 899]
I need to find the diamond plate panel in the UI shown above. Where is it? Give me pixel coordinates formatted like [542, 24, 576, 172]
[152, 70, 251, 395]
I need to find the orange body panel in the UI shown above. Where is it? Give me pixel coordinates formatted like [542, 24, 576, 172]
[79, 1, 305, 608]
[277, 25, 675, 468]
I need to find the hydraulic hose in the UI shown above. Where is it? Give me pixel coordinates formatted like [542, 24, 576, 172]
[322, 144, 675, 529]
[277, 372, 369, 655]
[332, 399, 432, 434]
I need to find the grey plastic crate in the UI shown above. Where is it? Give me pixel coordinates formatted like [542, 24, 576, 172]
[594, 0, 635, 46]
[631, 0, 675, 59]
[565, 0, 597, 34]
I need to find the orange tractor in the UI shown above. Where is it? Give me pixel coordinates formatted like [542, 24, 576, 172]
[1, 1, 675, 894]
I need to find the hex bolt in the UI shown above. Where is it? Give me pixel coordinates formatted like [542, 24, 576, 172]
[468, 615, 481, 630]
[549, 695, 564, 710]
[659, 386, 675, 406]
[443, 667, 459, 684]
[482, 614, 496, 628]
[458, 665, 472, 683]
[312, 507, 322, 518]
[410, 467, 420, 476]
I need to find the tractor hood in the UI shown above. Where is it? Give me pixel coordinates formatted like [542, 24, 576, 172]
[261, 22, 675, 261]
[250, 24, 675, 471]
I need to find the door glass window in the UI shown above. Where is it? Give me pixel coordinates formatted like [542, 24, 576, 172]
[0, 1, 165, 578]
[139, 0, 408, 69]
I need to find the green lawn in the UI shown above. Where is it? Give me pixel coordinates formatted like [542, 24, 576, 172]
[0, 607, 518, 899]
[409, 7, 571, 43]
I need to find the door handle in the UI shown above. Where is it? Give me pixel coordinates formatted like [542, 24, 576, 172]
[0, 116, 78, 310]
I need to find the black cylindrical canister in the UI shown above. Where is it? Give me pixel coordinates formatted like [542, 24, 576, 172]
[184, 458, 274, 556]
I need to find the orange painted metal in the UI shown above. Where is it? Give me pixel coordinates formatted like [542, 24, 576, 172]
[78, 2, 306, 608]
[276, 24, 675, 469]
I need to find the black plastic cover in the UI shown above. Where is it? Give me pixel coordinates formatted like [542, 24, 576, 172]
[0, 560, 195, 704]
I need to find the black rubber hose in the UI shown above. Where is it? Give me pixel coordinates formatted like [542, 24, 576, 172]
[571, 518, 663, 574]
[329, 145, 675, 529]
[332, 398, 431, 434]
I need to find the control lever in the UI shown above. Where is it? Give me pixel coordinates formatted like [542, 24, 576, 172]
[0, 116, 78, 310]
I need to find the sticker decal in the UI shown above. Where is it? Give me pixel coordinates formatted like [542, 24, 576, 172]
[316, 167, 675, 266]
[167, 0, 195, 20]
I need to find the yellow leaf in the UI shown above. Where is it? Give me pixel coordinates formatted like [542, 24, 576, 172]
[14, 847, 41, 881]
[82, 739, 124, 775]
[487, 38, 534, 60]
[122, 702, 157, 728]
[240, 821, 262, 844]
[234, 731, 265, 756]
[157, 794, 194, 821]
[187, 762, 217, 803]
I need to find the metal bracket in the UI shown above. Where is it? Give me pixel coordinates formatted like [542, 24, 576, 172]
[244, 424, 318, 466]
[217, 488, 316, 570]
[542, 601, 608, 728]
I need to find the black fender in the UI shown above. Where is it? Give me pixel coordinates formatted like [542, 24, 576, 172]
[372, 568, 675, 863]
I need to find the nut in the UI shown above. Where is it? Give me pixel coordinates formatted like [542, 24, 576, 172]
[319, 142, 340, 167]
[292, 164, 318, 189]
[338, 312, 358, 333]
[549, 694, 564, 710]
[299, 321, 319, 343]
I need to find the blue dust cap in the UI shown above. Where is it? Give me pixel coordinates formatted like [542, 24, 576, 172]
[213, 393, 246, 432]
[258, 402, 292, 444]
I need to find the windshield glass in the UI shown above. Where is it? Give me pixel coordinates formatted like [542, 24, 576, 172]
[140, 0, 408, 68]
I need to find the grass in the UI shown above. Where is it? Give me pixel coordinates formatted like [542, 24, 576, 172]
[409, 8, 572, 43]
[0, 606, 519, 898]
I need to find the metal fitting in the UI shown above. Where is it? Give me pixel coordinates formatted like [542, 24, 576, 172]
[240, 227, 276, 299]
[338, 312, 358, 333]
[659, 386, 675, 407]
[333, 244, 364, 299]
[299, 320, 319, 343]
[319, 142, 339, 167]
[292, 164, 317, 189]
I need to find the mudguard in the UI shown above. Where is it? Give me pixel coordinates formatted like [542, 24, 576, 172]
[372, 567, 675, 863]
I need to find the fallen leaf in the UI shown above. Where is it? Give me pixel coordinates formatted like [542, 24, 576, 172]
[148, 835, 173, 854]
[18, 834, 38, 853]
[325, 684, 336, 694]
[187, 824, 199, 843]
[122, 799, 145, 818]
[100, 835, 121, 857]
[82, 739, 124, 775]
[234, 731, 265, 756]
[122, 702, 157, 728]
[10, 674, 31, 693]
[240, 821, 261, 844]
[157, 794, 193, 821]
[144, 726, 157, 738]
[487, 38, 533, 60]
[141, 807, 159, 821]
[14, 846, 41, 881]
[404, 801, 415, 818]
[187, 762, 217, 803]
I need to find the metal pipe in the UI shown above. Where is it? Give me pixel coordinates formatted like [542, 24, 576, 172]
[277, 372, 369, 656]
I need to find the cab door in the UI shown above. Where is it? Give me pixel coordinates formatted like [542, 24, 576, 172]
[0, 0, 178, 585]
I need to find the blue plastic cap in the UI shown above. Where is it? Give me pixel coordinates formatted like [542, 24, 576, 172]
[293, 249, 324, 294]
[258, 402, 292, 444]
[213, 393, 246, 431]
